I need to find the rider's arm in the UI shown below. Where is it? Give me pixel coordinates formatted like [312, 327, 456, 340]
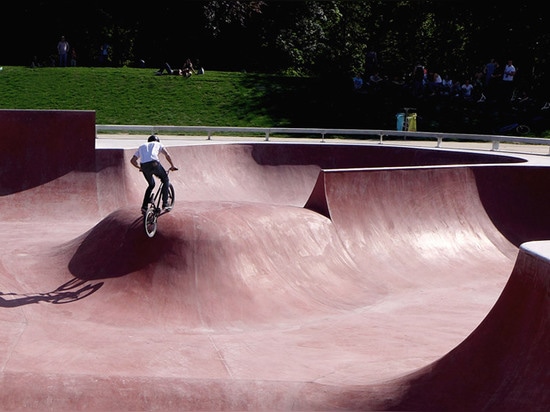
[161, 148, 178, 170]
[130, 155, 141, 170]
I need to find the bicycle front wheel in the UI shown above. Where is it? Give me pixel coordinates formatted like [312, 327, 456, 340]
[144, 207, 158, 238]
[167, 183, 175, 209]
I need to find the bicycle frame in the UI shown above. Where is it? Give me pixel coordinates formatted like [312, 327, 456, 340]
[143, 170, 175, 238]
[148, 179, 166, 214]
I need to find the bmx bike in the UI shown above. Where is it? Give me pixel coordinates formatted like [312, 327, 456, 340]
[143, 168, 176, 238]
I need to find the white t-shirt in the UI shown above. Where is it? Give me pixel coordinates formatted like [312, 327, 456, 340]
[503, 64, 516, 82]
[461, 83, 474, 97]
[134, 142, 163, 163]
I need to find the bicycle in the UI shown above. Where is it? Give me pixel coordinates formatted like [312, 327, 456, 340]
[143, 168, 176, 238]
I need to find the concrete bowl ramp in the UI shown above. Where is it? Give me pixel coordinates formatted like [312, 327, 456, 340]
[0, 111, 549, 410]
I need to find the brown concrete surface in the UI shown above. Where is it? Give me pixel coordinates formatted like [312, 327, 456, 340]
[1, 112, 549, 410]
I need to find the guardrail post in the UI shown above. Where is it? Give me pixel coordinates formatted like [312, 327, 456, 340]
[491, 141, 500, 151]
[207, 132, 212, 140]
[321, 133, 325, 143]
[265, 132, 270, 141]
[379, 133, 384, 144]
[436, 135, 443, 148]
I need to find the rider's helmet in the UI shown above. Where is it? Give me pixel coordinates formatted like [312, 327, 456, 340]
[148, 135, 160, 142]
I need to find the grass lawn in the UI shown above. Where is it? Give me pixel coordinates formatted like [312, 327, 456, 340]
[2, 65, 549, 137]
[0, 66, 330, 127]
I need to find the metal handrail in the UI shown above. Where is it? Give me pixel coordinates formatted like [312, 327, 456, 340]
[96, 124, 550, 154]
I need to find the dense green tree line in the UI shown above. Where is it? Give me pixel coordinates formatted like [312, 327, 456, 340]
[3, 1, 549, 96]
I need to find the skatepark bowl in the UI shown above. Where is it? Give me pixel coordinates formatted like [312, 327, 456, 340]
[0, 110, 549, 411]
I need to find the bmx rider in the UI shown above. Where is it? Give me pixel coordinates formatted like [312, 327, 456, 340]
[130, 135, 178, 214]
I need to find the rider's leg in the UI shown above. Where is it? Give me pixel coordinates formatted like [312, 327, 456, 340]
[141, 163, 157, 210]
[155, 165, 170, 208]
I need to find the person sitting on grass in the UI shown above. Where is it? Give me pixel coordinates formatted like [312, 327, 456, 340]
[181, 58, 195, 78]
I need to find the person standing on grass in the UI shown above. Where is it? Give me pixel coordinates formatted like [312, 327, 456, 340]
[70, 48, 77, 67]
[502, 59, 517, 101]
[57, 36, 70, 67]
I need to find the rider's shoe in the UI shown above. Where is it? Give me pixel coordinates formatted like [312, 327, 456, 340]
[141, 207, 147, 215]
[163, 204, 173, 212]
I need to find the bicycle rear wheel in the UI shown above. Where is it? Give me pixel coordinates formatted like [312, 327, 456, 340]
[144, 207, 158, 238]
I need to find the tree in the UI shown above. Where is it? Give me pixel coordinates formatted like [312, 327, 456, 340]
[203, 0, 266, 35]
[2, 0, 549, 97]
